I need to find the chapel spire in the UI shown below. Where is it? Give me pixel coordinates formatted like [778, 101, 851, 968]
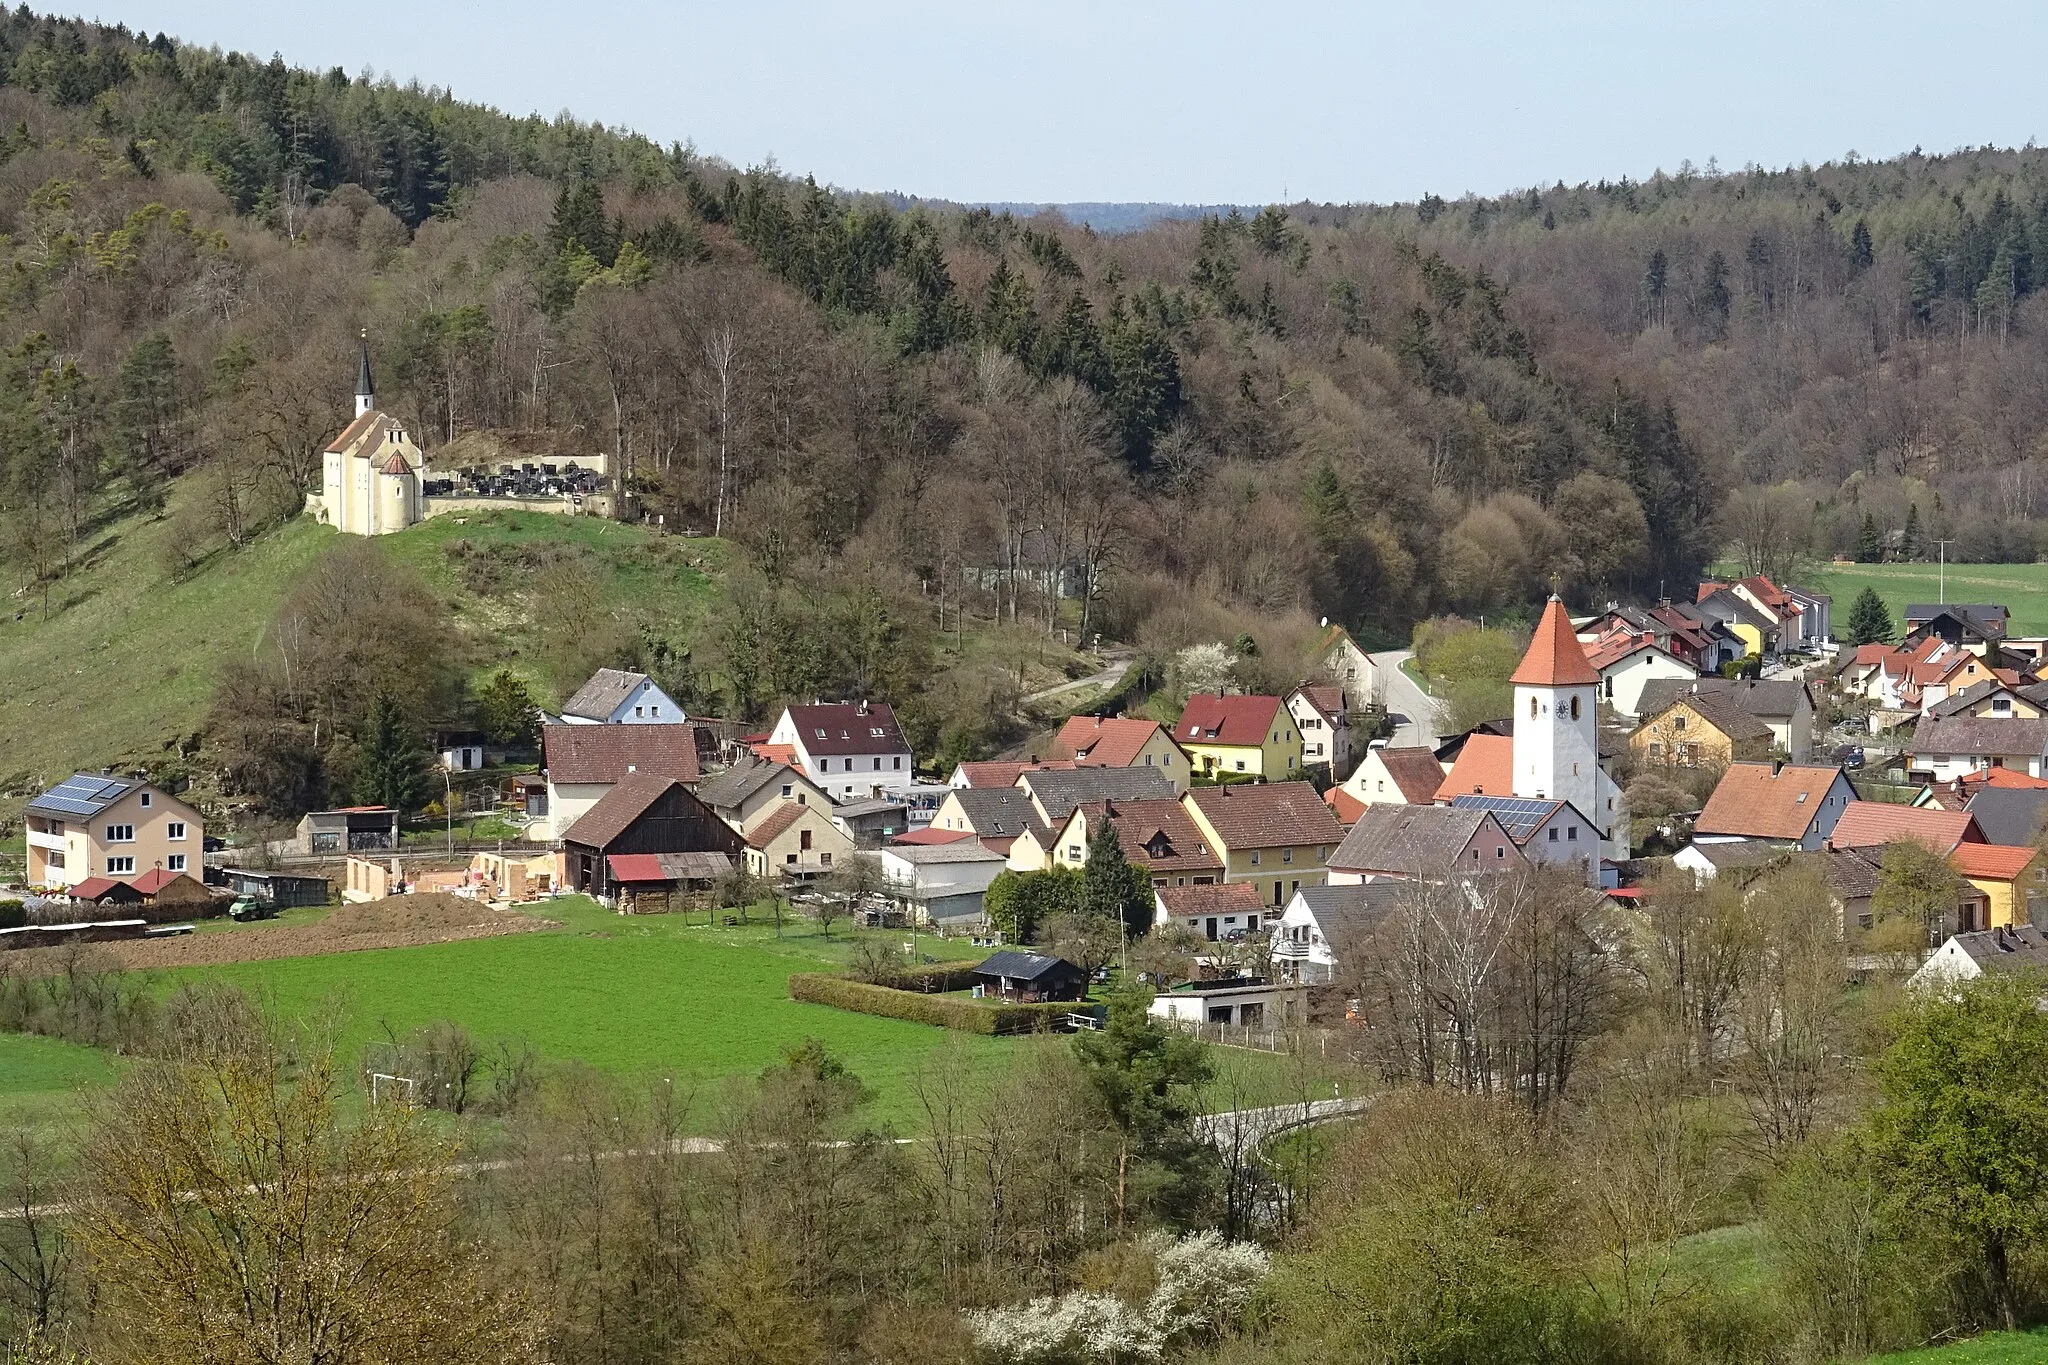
[354, 329, 375, 418]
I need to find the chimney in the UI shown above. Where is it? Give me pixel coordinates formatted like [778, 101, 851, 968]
[1772, 759, 1784, 776]
[856, 698, 869, 716]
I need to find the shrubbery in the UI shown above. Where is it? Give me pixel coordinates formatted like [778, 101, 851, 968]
[788, 972, 1077, 1035]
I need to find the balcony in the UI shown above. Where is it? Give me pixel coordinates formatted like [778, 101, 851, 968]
[1271, 940, 1313, 960]
[26, 829, 67, 852]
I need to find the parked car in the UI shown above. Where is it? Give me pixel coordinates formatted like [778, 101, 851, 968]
[1834, 744, 1865, 770]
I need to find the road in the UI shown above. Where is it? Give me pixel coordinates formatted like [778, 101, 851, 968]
[1195, 1095, 1373, 1152]
[1370, 649, 1442, 749]
[1024, 650, 1134, 706]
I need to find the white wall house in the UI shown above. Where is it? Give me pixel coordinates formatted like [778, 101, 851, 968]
[558, 668, 687, 725]
[1286, 684, 1352, 778]
[875, 843, 1007, 924]
[1593, 642, 1697, 719]
[770, 702, 918, 801]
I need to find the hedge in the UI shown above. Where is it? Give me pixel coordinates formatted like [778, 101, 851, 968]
[868, 960, 985, 993]
[788, 973, 1080, 1036]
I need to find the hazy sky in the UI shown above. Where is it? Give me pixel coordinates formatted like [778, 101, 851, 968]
[115, 1, 2048, 205]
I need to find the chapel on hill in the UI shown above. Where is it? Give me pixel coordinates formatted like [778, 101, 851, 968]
[308, 334, 423, 537]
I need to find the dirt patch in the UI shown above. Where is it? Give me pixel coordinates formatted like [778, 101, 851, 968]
[4, 893, 553, 973]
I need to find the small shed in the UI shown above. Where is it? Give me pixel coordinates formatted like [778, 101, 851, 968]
[219, 868, 332, 908]
[604, 851, 735, 914]
[1148, 977, 1299, 1027]
[297, 807, 401, 856]
[970, 951, 1088, 1004]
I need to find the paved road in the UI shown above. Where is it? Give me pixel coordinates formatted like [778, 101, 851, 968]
[1370, 649, 1442, 749]
[1195, 1095, 1373, 1152]
[1025, 651, 1135, 706]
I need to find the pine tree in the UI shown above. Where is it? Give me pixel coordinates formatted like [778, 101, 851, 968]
[1847, 587, 1895, 646]
[1900, 504, 1922, 560]
[357, 692, 429, 813]
[475, 669, 538, 748]
[1849, 217, 1875, 271]
[1081, 821, 1151, 942]
[1305, 459, 1351, 549]
[1856, 511, 1882, 563]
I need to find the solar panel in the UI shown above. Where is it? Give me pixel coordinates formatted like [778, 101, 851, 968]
[31, 775, 133, 816]
[1450, 794, 1561, 840]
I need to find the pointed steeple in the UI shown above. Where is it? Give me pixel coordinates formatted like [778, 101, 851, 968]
[1511, 595, 1600, 686]
[354, 329, 375, 418]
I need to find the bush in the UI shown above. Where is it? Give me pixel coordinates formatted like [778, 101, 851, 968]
[0, 900, 24, 930]
[788, 973, 1078, 1036]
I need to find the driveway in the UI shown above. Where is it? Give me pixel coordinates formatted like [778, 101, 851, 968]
[1370, 649, 1442, 749]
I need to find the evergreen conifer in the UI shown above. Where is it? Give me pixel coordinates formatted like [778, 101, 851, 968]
[1856, 511, 1882, 563]
[1847, 586, 1895, 646]
[357, 692, 430, 813]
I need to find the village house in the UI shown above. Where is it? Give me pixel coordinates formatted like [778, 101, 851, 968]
[929, 786, 1052, 863]
[557, 667, 688, 725]
[1910, 925, 2048, 993]
[1448, 794, 1602, 882]
[1949, 842, 2047, 930]
[1693, 762, 1858, 850]
[1316, 623, 1378, 712]
[828, 797, 910, 847]
[1050, 715, 1192, 792]
[1581, 601, 1743, 674]
[1044, 797, 1223, 888]
[1270, 881, 1407, 983]
[1153, 881, 1269, 942]
[741, 801, 855, 882]
[1585, 634, 1698, 720]
[560, 773, 744, 901]
[1175, 693, 1305, 780]
[1631, 691, 1774, 768]
[1286, 683, 1352, 778]
[877, 842, 1009, 925]
[1692, 584, 1779, 659]
[1329, 744, 1445, 824]
[1904, 604, 2009, 655]
[1725, 575, 1830, 652]
[1326, 804, 1528, 883]
[306, 338, 424, 537]
[1907, 715, 2048, 783]
[1963, 784, 2048, 847]
[25, 774, 204, 892]
[1180, 780, 1347, 908]
[1014, 766, 1177, 831]
[1148, 978, 1300, 1028]
[768, 701, 917, 801]
[948, 759, 1074, 788]
[294, 806, 400, 857]
[542, 723, 702, 841]
[1827, 801, 1985, 855]
[696, 756, 834, 837]
[1432, 732, 1515, 800]
[1636, 677, 1814, 761]
[1924, 679, 2040, 723]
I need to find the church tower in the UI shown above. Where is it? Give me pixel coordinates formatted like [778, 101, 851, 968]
[355, 329, 375, 418]
[1510, 595, 1602, 824]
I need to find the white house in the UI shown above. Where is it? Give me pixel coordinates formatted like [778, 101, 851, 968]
[1148, 978, 1302, 1028]
[770, 701, 917, 801]
[1286, 683, 1352, 778]
[1585, 637, 1697, 719]
[875, 842, 1006, 925]
[540, 724, 700, 840]
[1908, 925, 2048, 993]
[558, 668, 687, 725]
[1447, 794, 1603, 884]
[1270, 881, 1407, 984]
[1317, 624, 1378, 712]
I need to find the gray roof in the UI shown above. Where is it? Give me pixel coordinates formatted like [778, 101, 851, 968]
[1290, 881, 1407, 942]
[1017, 766, 1175, 822]
[1948, 925, 2048, 970]
[26, 773, 140, 819]
[1823, 847, 1883, 901]
[832, 798, 905, 819]
[1906, 604, 2008, 639]
[1964, 787, 2048, 847]
[1449, 794, 1576, 843]
[885, 841, 1007, 865]
[561, 668, 652, 721]
[1686, 840, 1792, 873]
[950, 787, 1052, 840]
[1927, 679, 2020, 719]
[697, 757, 799, 812]
[1911, 714, 2048, 759]
[974, 950, 1083, 982]
[1330, 804, 1507, 876]
[1636, 676, 1807, 724]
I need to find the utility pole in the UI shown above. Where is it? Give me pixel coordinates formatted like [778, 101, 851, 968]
[1935, 538, 1955, 605]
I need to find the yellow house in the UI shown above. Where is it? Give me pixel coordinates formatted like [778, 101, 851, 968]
[1630, 693, 1772, 768]
[1180, 781, 1347, 910]
[1951, 843, 2047, 928]
[1175, 694, 1303, 780]
[24, 773, 204, 891]
[742, 801, 854, 882]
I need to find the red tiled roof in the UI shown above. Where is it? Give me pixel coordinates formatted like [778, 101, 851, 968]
[1055, 715, 1173, 768]
[1511, 597, 1601, 686]
[379, 450, 413, 476]
[955, 759, 1074, 787]
[893, 827, 973, 845]
[1177, 694, 1286, 748]
[1325, 787, 1367, 825]
[1184, 780, 1345, 850]
[1828, 801, 1983, 854]
[744, 802, 808, 850]
[130, 868, 202, 895]
[543, 724, 701, 786]
[1080, 799, 1223, 876]
[1952, 843, 2040, 881]
[323, 409, 381, 454]
[68, 876, 124, 900]
[1156, 882, 1266, 918]
[750, 742, 798, 766]
[1290, 684, 1344, 719]
[1374, 746, 1448, 803]
[1695, 763, 1847, 840]
[1983, 767, 2048, 791]
[1433, 733, 1514, 800]
[784, 702, 906, 757]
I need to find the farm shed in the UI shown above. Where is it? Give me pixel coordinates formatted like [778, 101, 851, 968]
[218, 868, 332, 908]
[562, 774, 744, 900]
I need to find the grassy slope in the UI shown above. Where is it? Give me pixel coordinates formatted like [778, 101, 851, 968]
[0, 496, 726, 827]
[1800, 562, 2048, 636]
[1867, 1329, 2048, 1363]
[0, 1031, 120, 1139]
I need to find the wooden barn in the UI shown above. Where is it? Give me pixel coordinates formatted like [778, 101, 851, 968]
[560, 773, 744, 900]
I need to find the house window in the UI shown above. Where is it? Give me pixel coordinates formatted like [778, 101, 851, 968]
[166, 854, 186, 871]
[1235, 760, 1246, 772]
[821, 758, 832, 772]
[874, 757, 883, 771]
[821, 852, 832, 866]
[1530, 696, 1538, 718]
[1068, 845, 1081, 859]
[782, 785, 794, 798]
[1567, 826, 1578, 841]
[893, 756, 903, 770]
[167, 822, 186, 840]
[1248, 914, 1260, 931]
[1282, 848, 1293, 863]
[786, 853, 798, 865]
[140, 792, 151, 808]
[107, 856, 135, 875]
[1548, 827, 1560, 842]
[1146, 755, 1154, 765]
[1250, 850, 1261, 866]
[105, 824, 134, 843]
[1649, 742, 1664, 761]
[1496, 846, 1506, 858]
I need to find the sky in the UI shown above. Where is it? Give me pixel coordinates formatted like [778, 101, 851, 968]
[113, 1, 2048, 206]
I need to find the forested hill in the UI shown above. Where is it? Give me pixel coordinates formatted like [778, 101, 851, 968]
[0, 8, 2042, 813]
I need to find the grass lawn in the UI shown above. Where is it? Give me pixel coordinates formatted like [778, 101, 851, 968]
[0, 1031, 121, 1140]
[1795, 562, 2048, 636]
[1866, 1328, 2048, 1363]
[165, 898, 1023, 1128]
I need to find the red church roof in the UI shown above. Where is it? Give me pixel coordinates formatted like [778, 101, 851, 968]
[1510, 596, 1601, 687]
